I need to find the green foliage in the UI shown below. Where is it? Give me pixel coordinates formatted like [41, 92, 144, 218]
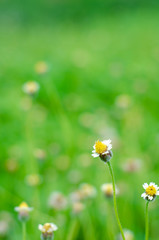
[0, 6, 159, 240]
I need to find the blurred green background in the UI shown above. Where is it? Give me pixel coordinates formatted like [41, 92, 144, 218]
[0, 0, 159, 239]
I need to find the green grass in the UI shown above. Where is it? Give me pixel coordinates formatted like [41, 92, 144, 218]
[0, 8, 159, 240]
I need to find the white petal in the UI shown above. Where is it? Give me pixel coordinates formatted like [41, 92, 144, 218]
[107, 144, 112, 150]
[148, 195, 153, 201]
[143, 183, 148, 190]
[14, 207, 20, 212]
[141, 193, 147, 199]
[156, 191, 159, 195]
[38, 225, 44, 231]
[93, 144, 96, 149]
[102, 139, 111, 145]
[92, 153, 99, 158]
[101, 150, 109, 155]
[92, 150, 96, 153]
[149, 182, 155, 186]
[51, 223, 58, 231]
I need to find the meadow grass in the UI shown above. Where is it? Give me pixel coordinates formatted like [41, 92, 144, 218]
[0, 8, 159, 240]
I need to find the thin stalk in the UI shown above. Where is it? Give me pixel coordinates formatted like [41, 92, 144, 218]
[107, 161, 125, 240]
[145, 201, 149, 240]
[67, 218, 79, 240]
[22, 222, 26, 240]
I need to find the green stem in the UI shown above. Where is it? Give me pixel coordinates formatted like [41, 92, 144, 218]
[145, 201, 149, 240]
[107, 161, 125, 240]
[67, 218, 79, 240]
[22, 222, 26, 240]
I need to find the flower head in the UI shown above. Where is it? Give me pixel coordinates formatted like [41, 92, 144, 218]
[25, 174, 42, 187]
[118, 229, 134, 240]
[35, 61, 48, 74]
[141, 182, 159, 201]
[48, 192, 67, 210]
[22, 81, 40, 96]
[39, 223, 58, 240]
[15, 202, 33, 221]
[92, 139, 112, 162]
[79, 183, 97, 199]
[101, 183, 119, 198]
[72, 202, 85, 215]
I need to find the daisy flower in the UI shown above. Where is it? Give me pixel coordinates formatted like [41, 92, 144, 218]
[48, 192, 67, 210]
[141, 182, 159, 201]
[38, 223, 58, 239]
[92, 139, 112, 162]
[22, 81, 40, 96]
[101, 183, 119, 198]
[72, 202, 85, 215]
[34, 61, 48, 74]
[15, 202, 33, 221]
[79, 183, 97, 199]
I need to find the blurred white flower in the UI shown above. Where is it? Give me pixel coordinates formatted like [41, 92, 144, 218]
[22, 81, 40, 96]
[25, 174, 42, 187]
[101, 183, 119, 198]
[118, 229, 134, 240]
[0, 220, 9, 237]
[48, 192, 67, 210]
[115, 94, 132, 109]
[72, 202, 85, 215]
[79, 183, 97, 199]
[69, 190, 84, 203]
[34, 149, 46, 161]
[92, 139, 112, 162]
[15, 202, 33, 221]
[122, 159, 141, 173]
[35, 61, 48, 74]
[141, 182, 159, 201]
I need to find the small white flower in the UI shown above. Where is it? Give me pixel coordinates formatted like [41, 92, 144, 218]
[38, 223, 58, 234]
[48, 192, 67, 210]
[34, 61, 48, 74]
[92, 139, 112, 158]
[14, 202, 33, 213]
[101, 183, 119, 198]
[22, 81, 40, 95]
[14, 202, 33, 221]
[118, 229, 134, 240]
[72, 202, 85, 215]
[141, 182, 159, 201]
[79, 183, 97, 199]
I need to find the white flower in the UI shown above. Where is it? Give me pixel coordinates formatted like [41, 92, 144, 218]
[38, 223, 58, 234]
[141, 182, 159, 201]
[101, 183, 119, 198]
[14, 202, 33, 213]
[79, 183, 97, 199]
[14, 202, 33, 221]
[118, 229, 134, 240]
[34, 61, 48, 74]
[92, 139, 112, 158]
[22, 81, 40, 95]
[48, 192, 67, 210]
[72, 202, 85, 215]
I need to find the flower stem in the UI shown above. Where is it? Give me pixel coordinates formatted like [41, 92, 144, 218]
[107, 161, 125, 240]
[145, 201, 149, 240]
[67, 218, 79, 240]
[22, 222, 26, 240]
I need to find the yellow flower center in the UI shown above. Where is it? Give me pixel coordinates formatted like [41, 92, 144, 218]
[105, 184, 113, 195]
[27, 82, 37, 93]
[146, 185, 157, 196]
[43, 223, 51, 232]
[19, 202, 29, 208]
[95, 141, 107, 154]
